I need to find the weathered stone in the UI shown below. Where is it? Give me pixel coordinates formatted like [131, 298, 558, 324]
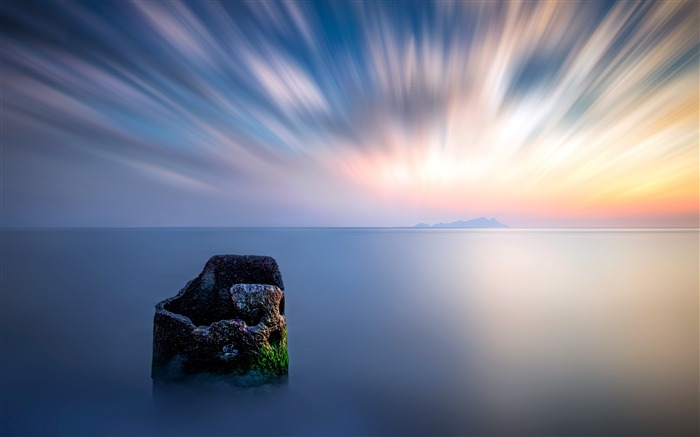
[152, 255, 287, 386]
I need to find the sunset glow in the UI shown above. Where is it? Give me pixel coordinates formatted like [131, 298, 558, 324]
[2, 1, 698, 227]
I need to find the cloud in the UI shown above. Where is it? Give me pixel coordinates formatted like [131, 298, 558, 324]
[1, 0, 697, 226]
[243, 50, 329, 116]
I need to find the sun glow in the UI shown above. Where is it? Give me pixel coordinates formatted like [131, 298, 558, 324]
[329, 58, 698, 220]
[2, 0, 698, 226]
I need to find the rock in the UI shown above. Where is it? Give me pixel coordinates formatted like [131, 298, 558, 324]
[152, 255, 288, 386]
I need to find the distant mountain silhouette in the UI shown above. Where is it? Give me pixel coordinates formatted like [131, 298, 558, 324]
[414, 217, 508, 228]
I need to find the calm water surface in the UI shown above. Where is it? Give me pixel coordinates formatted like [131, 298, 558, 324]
[1, 228, 698, 436]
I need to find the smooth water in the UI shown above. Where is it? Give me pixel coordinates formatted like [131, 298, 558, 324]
[1, 228, 698, 436]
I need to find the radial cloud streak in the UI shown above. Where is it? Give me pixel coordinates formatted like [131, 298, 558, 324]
[1, 0, 698, 227]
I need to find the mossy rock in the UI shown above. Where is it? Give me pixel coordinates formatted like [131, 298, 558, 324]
[152, 255, 288, 387]
[253, 327, 288, 375]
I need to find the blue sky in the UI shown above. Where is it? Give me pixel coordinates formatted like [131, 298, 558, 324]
[2, 1, 698, 227]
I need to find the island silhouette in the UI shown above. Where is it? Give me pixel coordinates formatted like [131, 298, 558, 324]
[415, 217, 508, 228]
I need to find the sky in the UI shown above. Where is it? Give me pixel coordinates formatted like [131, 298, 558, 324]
[1, 0, 698, 228]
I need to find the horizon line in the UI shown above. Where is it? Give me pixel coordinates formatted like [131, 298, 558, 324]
[1, 225, 698, 231]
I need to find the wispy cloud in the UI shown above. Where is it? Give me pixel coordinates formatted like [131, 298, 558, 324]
[1, 1, 697, 226]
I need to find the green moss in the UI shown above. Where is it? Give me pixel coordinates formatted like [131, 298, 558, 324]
[252, 327, 288, 375]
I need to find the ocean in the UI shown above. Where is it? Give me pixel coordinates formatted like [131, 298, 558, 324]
[1, 228, 698, 436]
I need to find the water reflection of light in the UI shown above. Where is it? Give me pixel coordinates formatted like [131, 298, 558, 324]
[426, 231, 699, 427]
